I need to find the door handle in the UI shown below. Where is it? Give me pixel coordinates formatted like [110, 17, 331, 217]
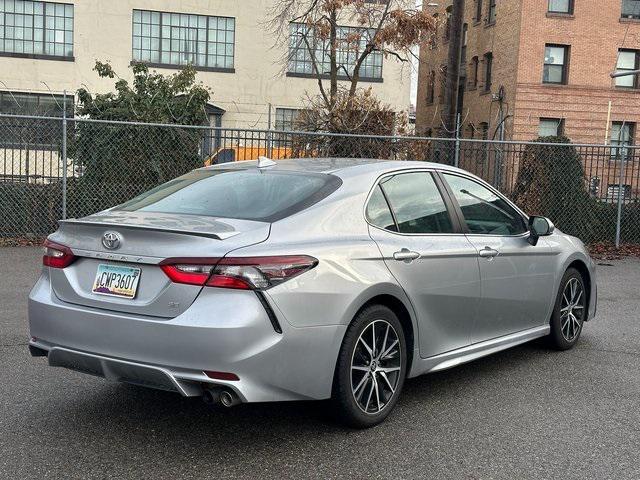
[393, 248, 421, 262]
[478, 247, 500, 258]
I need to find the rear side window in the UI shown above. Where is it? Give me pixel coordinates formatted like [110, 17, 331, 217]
[366, 185, 397, 231]
[116, 169, 342, 222]
[443, 173, 527, 235]
[373, 172, 454, 234]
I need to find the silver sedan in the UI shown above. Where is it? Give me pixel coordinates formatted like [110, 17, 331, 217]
[29, 158, 596, 427]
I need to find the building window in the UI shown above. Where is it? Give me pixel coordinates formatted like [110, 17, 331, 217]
[607, 184, 632, 200]
[426, 70, 436, 104]
[543, 44, 569, 84]
[275, 108, 300, 132]
[539, 118, 564, 137]
[444, 6, 452, 41]
[610, 122, 634, 160]
[622, 0, 640, 19]
[483, 52, 493, 92]
[132, 10, 235, 70]
[475, 0, 483, 22]
[439, 65, 447, 104]
[288, 23, 383, 80]
[487, 0, 497, 23]
[0, 90, 73, 148]
[616, 50, 639, 88]
[0, 1, 73, 59]
[479, 122, 489, 140]
[548, 0, 574, 14]
[470, 56, 479, 89]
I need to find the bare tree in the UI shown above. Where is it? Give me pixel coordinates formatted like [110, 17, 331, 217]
[269, 0, 436, 121]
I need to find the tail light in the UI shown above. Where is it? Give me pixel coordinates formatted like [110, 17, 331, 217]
[43, 239, 76, 268]
[160, 255, 318, 290]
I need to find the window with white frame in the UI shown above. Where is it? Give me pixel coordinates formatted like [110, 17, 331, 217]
[615, 49, 639, 88]
[539, 118, 564, 137]
[0, 0, 73, 58]
[610, 122, 634, 160]
[548, 0, 573, 14]
[288, 23, 383, 80]
[132, 10, 235, 70]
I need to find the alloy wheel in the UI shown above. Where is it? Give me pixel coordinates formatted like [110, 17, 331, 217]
[560, 277, 585, 342]
[350, 320, 402, 415]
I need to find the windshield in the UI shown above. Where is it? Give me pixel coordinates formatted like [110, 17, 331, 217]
[115, 169, 342, 222]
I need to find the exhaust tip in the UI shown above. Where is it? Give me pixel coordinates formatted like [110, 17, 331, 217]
[202, 388, 219, 406]
[220, 390, 237, 408]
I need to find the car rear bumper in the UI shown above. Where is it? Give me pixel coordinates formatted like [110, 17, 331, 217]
[28, 271, 346, 402]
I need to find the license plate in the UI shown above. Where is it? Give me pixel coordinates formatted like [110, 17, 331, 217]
[92, 264, 141, 299]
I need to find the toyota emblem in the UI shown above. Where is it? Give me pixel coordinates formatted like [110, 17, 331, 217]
[102, 231, 122, 250]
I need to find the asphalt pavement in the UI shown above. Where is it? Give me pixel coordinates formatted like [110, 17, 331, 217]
[1, 247, 639, 479]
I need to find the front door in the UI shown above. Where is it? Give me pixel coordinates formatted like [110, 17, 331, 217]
[366, 170, 481, 357]
[440, 172, 557, 343]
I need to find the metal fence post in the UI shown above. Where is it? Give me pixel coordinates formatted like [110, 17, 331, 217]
[453, 113, 461, 168]
[614, 147, 626, 248]
[61, 90, 68, 220]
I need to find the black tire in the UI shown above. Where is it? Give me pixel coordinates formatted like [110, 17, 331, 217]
[332, 304, 407, 428]
[547, 268, 587, 350]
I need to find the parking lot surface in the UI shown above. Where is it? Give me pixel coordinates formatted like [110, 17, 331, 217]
[1, 247, 639, 479]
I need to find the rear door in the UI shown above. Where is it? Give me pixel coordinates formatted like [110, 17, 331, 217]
[440, 172, 557, 342]
[366, 170, 481, 357]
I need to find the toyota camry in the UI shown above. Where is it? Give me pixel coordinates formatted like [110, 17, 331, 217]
[28, 158, 596, 427]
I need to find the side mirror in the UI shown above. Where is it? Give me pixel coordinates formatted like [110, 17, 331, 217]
[527, 216, 555, 246]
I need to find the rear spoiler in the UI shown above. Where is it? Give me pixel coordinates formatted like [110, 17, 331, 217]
[58, 218, 240, 240]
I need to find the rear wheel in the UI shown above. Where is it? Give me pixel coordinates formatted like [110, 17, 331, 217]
[548, 268, 586, 350]
[332, 305, 407, 428]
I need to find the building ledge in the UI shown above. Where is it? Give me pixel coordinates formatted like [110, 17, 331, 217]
[546, 12, 574, 19]
[130, 61, 235, 74]
[286, 72, 383, 83]
[0, 52, 74, 62]
[484, 20, 496, 29]
[620, 16, 640, 24]
[479, 89, 492, 96]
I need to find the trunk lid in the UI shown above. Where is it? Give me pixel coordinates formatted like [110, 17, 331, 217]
[48, 211, 270, 318]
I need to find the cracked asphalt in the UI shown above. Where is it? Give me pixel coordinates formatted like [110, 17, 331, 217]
[1, 247, 639, 479]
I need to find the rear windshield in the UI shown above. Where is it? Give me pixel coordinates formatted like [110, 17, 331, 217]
[115, 169, 342, 222]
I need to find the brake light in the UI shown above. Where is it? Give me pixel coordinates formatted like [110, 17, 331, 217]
[42, 239, 76, 268]
[160, 255, 318, 290]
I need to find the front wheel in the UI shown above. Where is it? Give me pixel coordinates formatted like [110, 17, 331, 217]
[332, 305, 407, 428]
[547, 268, 587, 350]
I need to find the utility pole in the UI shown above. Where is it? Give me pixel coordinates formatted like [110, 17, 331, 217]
[442, 0, 465, 138]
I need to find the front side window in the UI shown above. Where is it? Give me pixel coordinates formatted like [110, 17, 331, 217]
[132, 10, 235, 69]
[377, 172, 454, 234]
[539, 118, 564, 137]
[543, 44, 569, 84]
[548, 0, 573, 13]
[622, 0, 640, 19]
[0, 1, 73, 58]
[288, 23, 383, 79]
[443, 174, 527, 235]
[610, 122, 634, 160]
[616, 49, 639, 88]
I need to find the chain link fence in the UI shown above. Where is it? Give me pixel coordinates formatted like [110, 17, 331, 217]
[1, 113, 639, 245]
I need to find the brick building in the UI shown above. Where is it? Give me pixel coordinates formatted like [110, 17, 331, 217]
[416, 0, 640, 146]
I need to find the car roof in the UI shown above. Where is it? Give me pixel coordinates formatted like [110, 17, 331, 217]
[202, 157, 466, 177]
